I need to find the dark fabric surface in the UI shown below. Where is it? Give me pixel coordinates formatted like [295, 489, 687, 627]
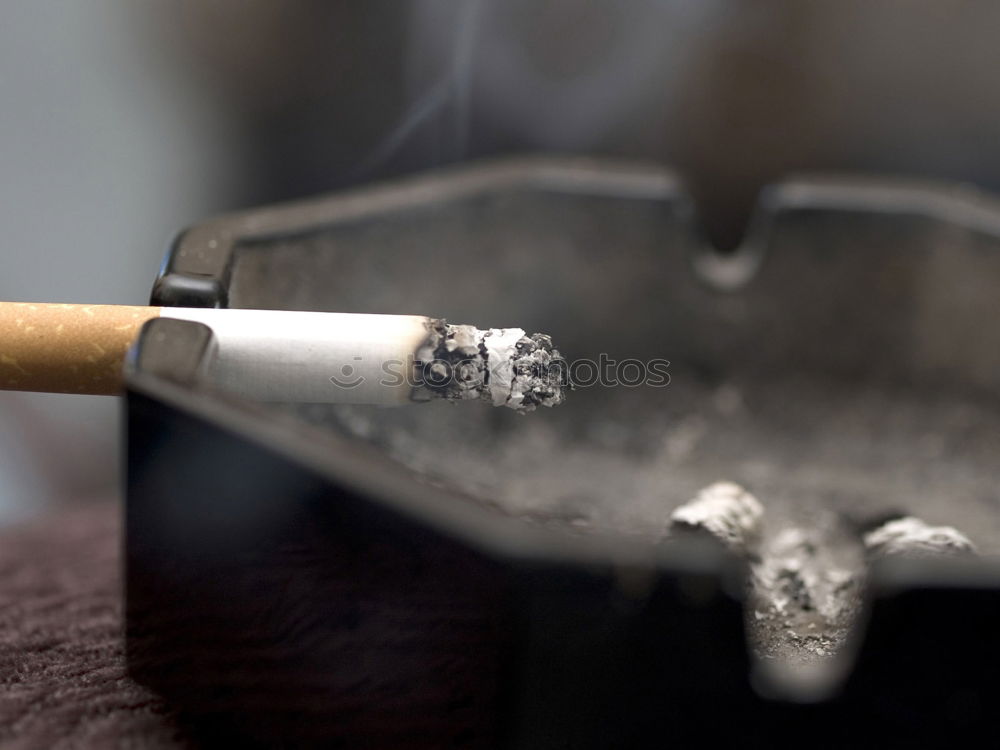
[0, 500, 185, 749]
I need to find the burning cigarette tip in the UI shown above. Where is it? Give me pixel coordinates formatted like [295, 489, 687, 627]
[414, 319, 568, 413]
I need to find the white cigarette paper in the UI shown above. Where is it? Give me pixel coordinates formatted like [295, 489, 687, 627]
[166, 309, 429, 405]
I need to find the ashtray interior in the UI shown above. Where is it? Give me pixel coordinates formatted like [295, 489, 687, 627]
[225, 161, 1000, 663]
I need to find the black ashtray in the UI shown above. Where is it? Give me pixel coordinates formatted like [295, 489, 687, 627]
[126, 157, 1000, 747]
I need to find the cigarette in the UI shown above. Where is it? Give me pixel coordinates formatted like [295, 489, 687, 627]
[0, 302, 568, 411]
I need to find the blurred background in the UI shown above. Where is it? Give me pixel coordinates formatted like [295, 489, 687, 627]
[3, 0, 1000, 523]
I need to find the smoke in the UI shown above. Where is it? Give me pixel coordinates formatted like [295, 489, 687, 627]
[349, 0, 483, 181]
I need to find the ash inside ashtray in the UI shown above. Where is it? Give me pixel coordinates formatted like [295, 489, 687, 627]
[290, 370, 1000, 665]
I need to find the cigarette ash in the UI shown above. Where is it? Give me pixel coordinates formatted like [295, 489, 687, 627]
[668, 483, 863, 663]
[863, 515, 977, 559]
[668, 482, 763, 557]
[749, 525, 862, 663]
[668, 484, 983, 664]
[414, 319, 567, 413]
[292, 372, 1000, 667]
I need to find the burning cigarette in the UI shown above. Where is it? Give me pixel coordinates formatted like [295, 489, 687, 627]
[0, 302, 568, 411]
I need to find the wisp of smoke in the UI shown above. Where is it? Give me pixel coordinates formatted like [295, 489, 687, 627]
[349, 0, 483, 181]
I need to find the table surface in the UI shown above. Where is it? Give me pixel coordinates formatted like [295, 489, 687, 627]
[0, 499, 186, 748]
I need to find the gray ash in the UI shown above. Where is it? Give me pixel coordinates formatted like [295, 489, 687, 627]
[413, 319, 568, 413]
[291, 371, 1000, 666]
[750, 523, 863, 664]
[669, 483, 863, 663]
[863, 516, 977, 559]
[508, 333, 568, 411]
[668, 482, 764, 556]
[413, 321, 487, 404]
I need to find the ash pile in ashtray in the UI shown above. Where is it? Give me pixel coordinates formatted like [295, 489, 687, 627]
[414, 319, 567, 413]
[296, 373, 999, 666]
[668, 483, 977, 663]
[862, 516, 977, 558]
